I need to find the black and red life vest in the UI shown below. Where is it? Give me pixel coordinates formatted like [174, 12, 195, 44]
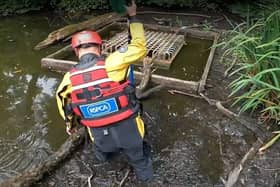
[69, 58, 139, 127]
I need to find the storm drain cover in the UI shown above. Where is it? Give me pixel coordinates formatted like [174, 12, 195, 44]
[102, 30, 185, 69]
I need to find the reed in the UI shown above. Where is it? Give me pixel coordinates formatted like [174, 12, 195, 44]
[220, 10, 280, 123]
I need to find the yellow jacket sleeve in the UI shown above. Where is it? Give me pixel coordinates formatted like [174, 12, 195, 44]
[105, 22, 147, 82]
[56, 72, 72, 120]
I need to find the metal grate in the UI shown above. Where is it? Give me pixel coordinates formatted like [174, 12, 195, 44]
[102, 30, 185, 69]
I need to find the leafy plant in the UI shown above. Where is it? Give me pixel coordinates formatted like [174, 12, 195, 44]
[0, 0, 228, 16]
[220, 10, 280, 123]
[0, 0, 48, 15]
[228, 0, 280, 19]
[50, 0, 110, 13]
[202, 20, 213, 31]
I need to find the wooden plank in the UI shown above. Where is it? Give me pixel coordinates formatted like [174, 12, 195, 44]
[141, 23, 217, 40]
[41, 23, 218, 93]
[47, 45, 72, 59]
[134, 71, 199, 92]
[199, 33, 219, 92]
[185, 28, 216, 40]
[41, 58, 199, 92]
[41, 58, 76, 72]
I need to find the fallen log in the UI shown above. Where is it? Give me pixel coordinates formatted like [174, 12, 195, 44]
[1, 128, 86, 187]
[34, 13, 121, 50]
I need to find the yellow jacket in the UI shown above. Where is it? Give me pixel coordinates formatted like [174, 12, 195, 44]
[56, 22, 147, 120]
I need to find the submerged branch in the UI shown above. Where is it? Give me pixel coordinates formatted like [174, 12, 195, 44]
[169, 90, 270, 141]
[225, 139, 263, 187]
[119, 168, 131, 187]
[137, 84, 164, 100]
[1, 128, 86, 187]
[168, 89, 202, 99]
[168, 89, 237, 117]
[200, 93, 238, 118]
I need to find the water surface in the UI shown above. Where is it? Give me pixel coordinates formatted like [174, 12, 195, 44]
[0, 14, 68, 181]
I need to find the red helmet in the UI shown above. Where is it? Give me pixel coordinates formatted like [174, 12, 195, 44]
[71, 30, 102, 49]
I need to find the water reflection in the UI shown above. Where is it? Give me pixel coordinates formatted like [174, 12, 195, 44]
[0, 14, 67, 182]
[36, 76, 57, 96]
[0, 72, 64, 181]
[0, 73, 58, 180]
[0, 123, 51, 181]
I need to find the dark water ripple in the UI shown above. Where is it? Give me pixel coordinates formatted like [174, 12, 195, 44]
[0, 123, 52, 182]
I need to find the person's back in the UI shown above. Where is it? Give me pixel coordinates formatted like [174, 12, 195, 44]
[56, 1, 154, 182]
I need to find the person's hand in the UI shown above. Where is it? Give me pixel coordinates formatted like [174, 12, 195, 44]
[66, 122, 77, 135]
[125, 1, 136, 17]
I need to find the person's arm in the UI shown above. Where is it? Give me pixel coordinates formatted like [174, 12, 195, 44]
[56, 73, 77, 135]
[105, 2, 147, 82]
[56, 72, 72, 120]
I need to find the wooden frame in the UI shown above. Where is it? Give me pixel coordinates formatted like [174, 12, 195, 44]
[41, 21, 219, 93]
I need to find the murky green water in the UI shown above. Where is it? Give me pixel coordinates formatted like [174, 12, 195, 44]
[0, 14, 68, 181]
[155, 37, 212, 81]
[0, 14, 228, 185]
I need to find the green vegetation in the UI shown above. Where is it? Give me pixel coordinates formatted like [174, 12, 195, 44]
[220, 10, 280, 123]
[228, 0, 280, 18]
[50, 0, 109, 13]
[0, 0, 48, 15]
[1, 0, 280, 16]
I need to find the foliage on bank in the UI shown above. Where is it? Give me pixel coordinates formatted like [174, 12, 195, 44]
[220, 10, 280, 123]
[1, 0, 280, 16]
[0, 0, 48, 15]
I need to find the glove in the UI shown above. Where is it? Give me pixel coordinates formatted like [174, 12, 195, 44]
[66, 121, 77, 135]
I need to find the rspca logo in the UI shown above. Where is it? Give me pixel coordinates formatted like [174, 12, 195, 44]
[87, 102, 111, 115]
[79, 98, 119, 119]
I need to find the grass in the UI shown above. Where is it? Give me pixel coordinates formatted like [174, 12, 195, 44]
[219, 10, 280, 123]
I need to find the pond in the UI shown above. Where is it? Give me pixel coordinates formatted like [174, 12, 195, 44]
[0, 13, 68, 182]
[0, 13, 256, 186]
